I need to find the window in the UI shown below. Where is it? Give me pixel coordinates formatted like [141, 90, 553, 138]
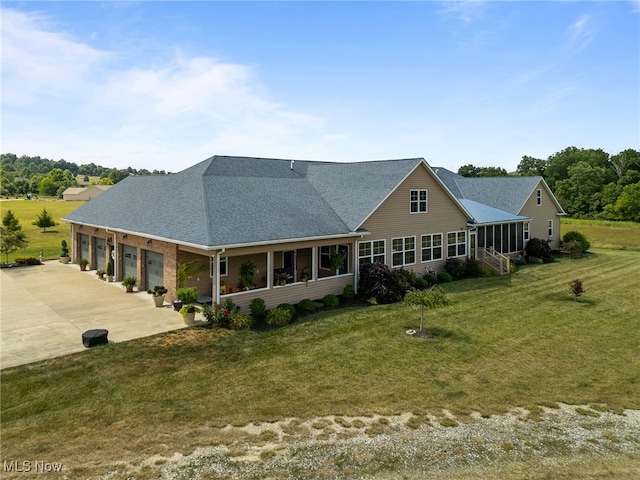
[319, 245, 349, 274]
[392, 236, 416, 267]
[547, 220, 553, 238]
[447, 231, 467, 258]
[210, 255, 227, 277]
[523, 222, 530, 242]
[536, 189, 542, 206]
[410, 189, 428, 213]
[421, 234, 443, 262]
[359, 240, 385, 267]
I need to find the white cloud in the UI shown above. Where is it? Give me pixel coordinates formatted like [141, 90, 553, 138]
[567, 14, 596, 52]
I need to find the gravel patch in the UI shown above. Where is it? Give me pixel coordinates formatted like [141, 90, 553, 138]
[105, 405, 640, 479]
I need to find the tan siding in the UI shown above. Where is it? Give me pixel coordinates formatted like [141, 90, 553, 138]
[519, 181, 562, 249]
[360, 165, 470, 274]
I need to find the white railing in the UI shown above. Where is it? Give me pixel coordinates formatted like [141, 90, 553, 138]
[478, 247, 510, 275]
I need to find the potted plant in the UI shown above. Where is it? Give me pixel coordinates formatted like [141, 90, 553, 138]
[78, 258, 89, 271]
[96, 269, 106, 280]
[60, 240, 70, 264]
[179, 304, 201, 325]
[239, 259, 257, 290]
[147, 285, 168, 307]
[105, 262, 114, 282]
[175, 286, 199, 312]
[329, 249, 345, 272]
[121, 276, 137, 293]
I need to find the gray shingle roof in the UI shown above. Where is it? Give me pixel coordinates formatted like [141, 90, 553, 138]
[433, 168, 562, 217]
[63, 156, 429, 248]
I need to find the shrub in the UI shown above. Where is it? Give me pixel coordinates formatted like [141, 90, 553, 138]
[14, 256, 41, 265]
[525, 238, 554, 263]
[564, 240, 583, 253]
[228, 312, 253, 330]
[249, 298, 267, 320]
[60, 240, 69, 257]
[297, 298, 316, 312]
[464, 258, 482, 278]
[322, 294, 340, 307]
[342, 284, 355, 300]
[480, 266, 497, 277]
[414, 277, 428, 289]
[563, 231, 590, 252]
[444, 258, 465, 278]
[277, 303, 296, 318]
[423, 273, 438, 285]
[359, 262, 404, 304]
[204, 299, 239, 328]
[176, 287, 199, 305]
[569, 279, 585, 302]
[266, 307, 293, 327]
[393, 268, 417, 293]
[437, 272, 452, 283]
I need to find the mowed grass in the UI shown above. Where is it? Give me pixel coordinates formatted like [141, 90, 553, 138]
[0, 199, 80, 262]
[1, 248, 639, 478]
[561, 217, 640, 251]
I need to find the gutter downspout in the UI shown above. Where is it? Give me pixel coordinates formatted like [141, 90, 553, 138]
[215, 248, 226, 305]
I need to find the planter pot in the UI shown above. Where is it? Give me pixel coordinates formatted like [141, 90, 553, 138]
[60, 256, 70, 264]
[80, 265, 87, 271]
[153, 295, 165, 307]
[106, 276, 114, 283]
[125, 286, 134, 293]
[182, 311, 196, 325]
[173, 301, 183, 312]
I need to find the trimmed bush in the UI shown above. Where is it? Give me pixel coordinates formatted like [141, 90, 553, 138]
[249, 298, 266, 320]
[444, 258, 465, 278]
[322, 294, 340, 307]
[437, 272, 452, 283]
[14, 256, 41, 265]
[423, 273, 437, 285]
[563, 231, 590, 252]
[393, 268, 417, 291]
[297, 298, 316, 312]
[277, 303, 296, 318]
[464, 258, 482, 278]
[266, 307, 293, 327]
[525, 238, 554, 263]
[228, 312, 253, 330]
[359, 262, 404, 304]
[414, 277, 428, 289]
[480, 266, 497, 277]
[176, 287, 199, 305]
[342, 284, 355, 300]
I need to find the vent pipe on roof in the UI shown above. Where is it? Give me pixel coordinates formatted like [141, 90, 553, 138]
[290, 160, 294, 170]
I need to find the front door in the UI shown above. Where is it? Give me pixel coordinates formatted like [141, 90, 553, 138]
[470, 231, 477, 259]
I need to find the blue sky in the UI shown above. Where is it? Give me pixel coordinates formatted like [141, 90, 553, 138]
[2, 1, 639, 173]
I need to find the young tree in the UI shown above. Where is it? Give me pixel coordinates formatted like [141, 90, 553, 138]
[1, 210, 28, 264]
[403, 286, 450, 332]
[32, 208, 58, 232]
[569, 279, 585, 302]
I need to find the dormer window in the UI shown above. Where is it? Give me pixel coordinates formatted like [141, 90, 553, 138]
[410, 189, 428, 213]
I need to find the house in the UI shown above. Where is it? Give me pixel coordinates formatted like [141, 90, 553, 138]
[62, 185, 112, 201]
[62, 156, 564, 310]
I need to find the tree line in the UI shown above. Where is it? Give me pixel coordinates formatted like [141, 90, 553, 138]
[0, 153, 168, 198]
[457, 146, 640, 222]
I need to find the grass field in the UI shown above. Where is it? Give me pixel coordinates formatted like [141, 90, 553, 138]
[0, 199, 81, 262]
[1, 247, 639, 478]
[561, 217, 640, 251]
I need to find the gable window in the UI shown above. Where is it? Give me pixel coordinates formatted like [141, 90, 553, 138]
[410, 189, 428, 213]
[523, 222, 530, 242]
[447, 231, 467, 258]
[547, 220, 553, 238]
[421, 233, 443, 262]
[210, 256, 228, 277]
[359, 240, 385, 267]
[392, 236, 416, 267]
[536, 189, 542, 206]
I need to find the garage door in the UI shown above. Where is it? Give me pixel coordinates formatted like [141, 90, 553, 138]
[145, 251, 164, 290]
[79, 234, 89, 263]
[95, 238, 106, 271]
[122, 245, 137, 279]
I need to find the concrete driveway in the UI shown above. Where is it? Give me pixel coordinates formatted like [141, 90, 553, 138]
[1, 261, 190, 369]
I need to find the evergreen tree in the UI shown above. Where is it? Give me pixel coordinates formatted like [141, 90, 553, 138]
[0, 210, 28, 264]
[32, 208, 58, 232]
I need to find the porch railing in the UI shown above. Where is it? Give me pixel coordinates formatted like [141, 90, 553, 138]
[478, 247, 510, 275]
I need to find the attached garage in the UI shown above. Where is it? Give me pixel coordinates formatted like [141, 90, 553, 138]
[122, 245, 138, 279]
[79, 234, 90, 262]
[95, 238, 107, 271]
[145, 251, 164, 290]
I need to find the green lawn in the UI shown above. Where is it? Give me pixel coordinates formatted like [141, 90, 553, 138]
[0, 198, 80, 262]
[561, 217, 640, 251]
[1, 248, 639, 478]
